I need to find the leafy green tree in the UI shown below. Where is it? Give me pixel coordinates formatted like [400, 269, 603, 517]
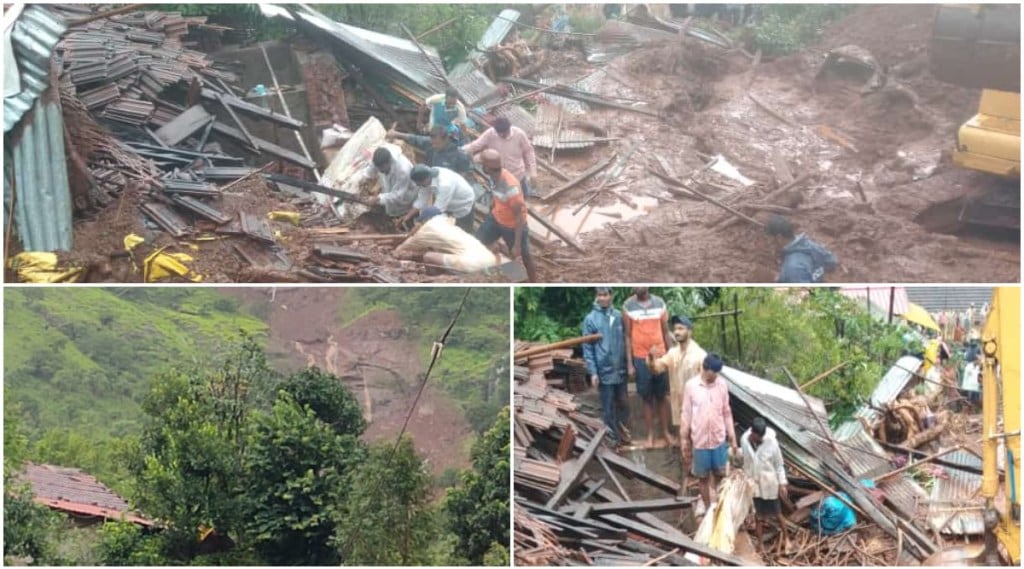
[129, 337, 275, 559]
[278, 367, 367, 437]
[97, 521, 166, 566]
[3, 399, 59, 564]
[445, 407, 510, 565]
[241, 393, 364, 565]
[335, 436, 439, 565]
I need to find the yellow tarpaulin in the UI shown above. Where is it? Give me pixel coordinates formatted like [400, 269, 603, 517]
[6, 252, 85, 283]
[901, 303, 939, 331]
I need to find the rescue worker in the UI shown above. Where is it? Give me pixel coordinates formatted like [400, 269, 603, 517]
[474, 149, 537, 281]
[741, 417, 790, 555]
[364, 145, 417, 227]
[387, 125, 474, 176]
[765, 215, 838, 283]
[462, 117, 537, 197]
[418, 87, 467, 142]
[404, 165, 477, 233]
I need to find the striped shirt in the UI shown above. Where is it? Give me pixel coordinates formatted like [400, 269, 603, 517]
[622, 294, 668, 359]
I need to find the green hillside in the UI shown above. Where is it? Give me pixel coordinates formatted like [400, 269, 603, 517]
[4, 288, 268, 440]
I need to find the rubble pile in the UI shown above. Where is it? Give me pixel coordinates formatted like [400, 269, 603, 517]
[515, 337, 986, 566]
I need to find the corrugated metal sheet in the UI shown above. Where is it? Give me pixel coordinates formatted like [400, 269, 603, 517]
[868, 355, 922, 410]
[9, 95, 72, 251]
[263, 4, 447, 100]
[448, 68, 536, 135]
[477, 9, 519, 51]
[839, 286, 910, 318]
[5, 5, 72, 252]
[4, 5, 66, 132]
[906, 287, 993, 313]
[928, 450, 984, 535]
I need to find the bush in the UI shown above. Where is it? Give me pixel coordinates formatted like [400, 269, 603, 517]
[752, 5, 854, 55]
[98, 522, 166, 566]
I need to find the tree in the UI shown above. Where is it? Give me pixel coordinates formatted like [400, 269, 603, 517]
[97, 521, 165, 566]
[3, 399, 59, 564]
[129, 337, 275, 559]
[445, 407, 510, 565]
[241, 393, 364, 565]
[334, 436, 439, 565]
[278, 367, 367, 437]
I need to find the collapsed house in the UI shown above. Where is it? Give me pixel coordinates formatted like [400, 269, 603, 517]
[514, 339, 987, 566]
[17, 462, 153, 527]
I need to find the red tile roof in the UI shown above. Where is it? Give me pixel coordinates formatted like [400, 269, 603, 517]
[19, 463, 153, 526]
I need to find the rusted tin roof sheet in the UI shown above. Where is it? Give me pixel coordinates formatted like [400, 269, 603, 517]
[928, 450, 984, 535]
[20, 463, 153, 526]
[906, 287, 993, 313]
[4, 5, 66, 132]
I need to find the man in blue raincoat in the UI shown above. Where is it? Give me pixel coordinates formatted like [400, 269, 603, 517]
[582, 287, 631, 449]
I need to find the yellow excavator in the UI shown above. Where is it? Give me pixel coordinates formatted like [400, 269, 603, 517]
[979, 287, 1020, 565]
[930, 4, 1020, 229]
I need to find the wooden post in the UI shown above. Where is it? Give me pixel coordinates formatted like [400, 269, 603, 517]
[733, 292, 742, 360]
[514, 334, 602, 359]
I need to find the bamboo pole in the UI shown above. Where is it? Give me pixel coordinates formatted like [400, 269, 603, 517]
[515, 334, 602, 359]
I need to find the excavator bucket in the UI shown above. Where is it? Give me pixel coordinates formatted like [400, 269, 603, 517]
[931, 4, 1020, 92]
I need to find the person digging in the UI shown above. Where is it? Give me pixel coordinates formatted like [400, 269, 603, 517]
[741, 417, 791, 556]
[765, 214, 838, 283]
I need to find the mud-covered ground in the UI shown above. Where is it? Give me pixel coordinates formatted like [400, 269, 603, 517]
[526, 4, 1019, 283]
[224, 287, 475, 475]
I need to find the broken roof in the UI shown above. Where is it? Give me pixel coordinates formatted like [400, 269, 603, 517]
[19, 463, 153, 526]
[927, 449, 984, 536]
[261, 4, 447, 101]
[3, 4, 65, 132]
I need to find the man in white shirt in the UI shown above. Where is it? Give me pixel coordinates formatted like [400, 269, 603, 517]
[394, 207, 499, 273]
[364, 145, 417, 224]
[403, 165, 477, 233]
[741, 417, 790, 555]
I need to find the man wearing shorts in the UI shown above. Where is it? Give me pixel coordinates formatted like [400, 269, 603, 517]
[623, 287, 674, 449]
[741, 417, 789, 555]
[679, 353, 738, 514]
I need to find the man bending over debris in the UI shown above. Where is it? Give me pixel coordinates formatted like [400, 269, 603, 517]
[583, 287, 630, 450]
[623, 287, 675, 449]
[388, 125, 474, 176]
[418, 87, 467, 140]
[741, 417, 790, 555]
[462, 116, 537, 197]
[680, 353, 738, 516]
[765, 215, 838, 283]
[404, 165, 477, 233]
[364, 146, 417, 227]
[393, 207, 499, 273]
[475, 149, 537, 281]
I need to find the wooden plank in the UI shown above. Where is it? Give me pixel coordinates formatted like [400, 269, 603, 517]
[596, 514, 744, 565]
[546, 427, 606, 509]
[526, 205, 585, 254]
[200, 88, 304, 129]
[593, 447, 680, 495]
[217, 93, 259, 151]
[211, 121, 316, 169]
[514, 334, 602, 359]
[589, 497, 695, 514]
[541, 153, 617, 203]
[154, 105, 213, 146]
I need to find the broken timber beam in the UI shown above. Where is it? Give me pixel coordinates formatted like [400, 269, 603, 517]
[200, 88, 304, 129]
[536, 157, 571, 181]
[587, 497, 695, 515]
[527, 206, 585, 254]
[500, 77, 661, 118]
[679, 182, 765, 228]
[212, 122, 316, 169]
[542, 153, 617, 203]
[596, 514, 744, 565]
[546, 426, 607, 508]
[514, 334, 602, 359]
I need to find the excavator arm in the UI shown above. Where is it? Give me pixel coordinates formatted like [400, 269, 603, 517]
[980, 288, 1021, 564]
[930, 5, 1020, 185]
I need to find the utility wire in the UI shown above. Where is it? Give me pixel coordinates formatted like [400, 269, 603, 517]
[339, 288, 472, 562]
